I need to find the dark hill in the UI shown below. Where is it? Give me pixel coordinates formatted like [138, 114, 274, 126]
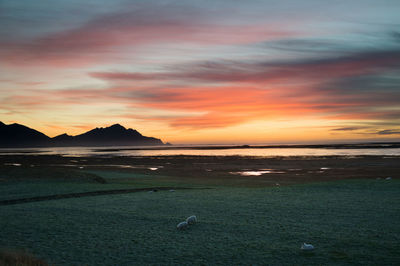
[52, 133, 74, 141]
[0, 122, 51, 147]
[52, 133, 74, 145]
[0, 122, 164, 147]
[70, 124, 163, 146]
[75, 124, 142, 141]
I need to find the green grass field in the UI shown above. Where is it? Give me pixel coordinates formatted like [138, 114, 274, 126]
[1, 174, 399, 265]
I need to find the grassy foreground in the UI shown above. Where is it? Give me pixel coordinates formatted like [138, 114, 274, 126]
[1, 176, 399, 265]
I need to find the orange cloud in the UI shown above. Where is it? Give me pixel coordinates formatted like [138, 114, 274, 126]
[85, 47, 400, 129]
[123, 85, 324, 128]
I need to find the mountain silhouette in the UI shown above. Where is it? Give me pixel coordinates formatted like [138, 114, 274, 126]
[0, 122, 164, 147]
[52, 133, 74, 143]
[55, 123, 163, 146]
[0, 122, 50, 147]
[75, 124, 142, 141]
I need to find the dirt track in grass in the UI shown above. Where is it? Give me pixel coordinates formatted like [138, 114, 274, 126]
[0, 187, 208, 206]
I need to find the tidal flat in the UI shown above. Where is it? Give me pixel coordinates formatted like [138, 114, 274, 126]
[0, 155, 399, 265]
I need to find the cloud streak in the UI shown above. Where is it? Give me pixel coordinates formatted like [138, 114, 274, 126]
[377, 129, 400, 135]
[91, 47, 400, 86]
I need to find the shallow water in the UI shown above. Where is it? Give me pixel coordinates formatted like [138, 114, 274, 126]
[1, 145, 400, 157]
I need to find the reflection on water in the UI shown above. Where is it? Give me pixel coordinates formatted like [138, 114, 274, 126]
[231, 170, 285, 176]
[231, 171, 270, 176]
[4, 163, 21, 166]
[0, 146, 400, 157]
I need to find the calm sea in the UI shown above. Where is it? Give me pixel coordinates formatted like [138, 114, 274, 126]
[1, 145, 400, 157]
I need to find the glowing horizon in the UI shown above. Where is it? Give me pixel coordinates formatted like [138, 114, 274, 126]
[1, 1, 400, 144]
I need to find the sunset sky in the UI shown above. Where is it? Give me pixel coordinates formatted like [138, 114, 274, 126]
[1, 0, 400, 144]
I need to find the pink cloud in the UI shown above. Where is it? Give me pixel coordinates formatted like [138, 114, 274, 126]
[0, 9, 293, 67]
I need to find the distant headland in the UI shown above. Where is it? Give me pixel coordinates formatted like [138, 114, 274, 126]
[0, 122, 164, 147]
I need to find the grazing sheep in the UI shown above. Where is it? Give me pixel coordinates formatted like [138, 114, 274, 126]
[301, 243, 314, 251]
[186, 215, 197, 225]
[177, 221, 188, 230]
[386, 177, 392, 180]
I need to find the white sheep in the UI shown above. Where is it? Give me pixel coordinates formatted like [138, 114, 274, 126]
[386, 177, 392, 180]
[301, 243, 314, 251]
[186, 215, 197, 225]
[176, 221, 188, 230]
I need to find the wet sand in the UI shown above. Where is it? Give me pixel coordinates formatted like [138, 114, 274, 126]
[1, 155, 398, 186]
